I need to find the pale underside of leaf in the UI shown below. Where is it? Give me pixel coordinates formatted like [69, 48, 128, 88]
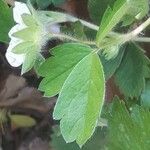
[53, 53, 105, 146]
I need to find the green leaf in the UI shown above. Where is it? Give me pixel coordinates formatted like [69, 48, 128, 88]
[122, 0, 149, 26]
[12, 26, 40, 42]
[114, 43, 147, 98]
[36, 0, 51, 9]
[107, 98, 150, 150]
[96, 0, 128, 44]
[21, 46, 38, 74]
[88, 0, 115, 25]
[38, 43, 92, 97]
[21, 14, 38, 26]
[12, 41, 34, 54]
[0, 0, 14, 43]
[35, 0, 66, 9]
[34, 54, 45, 73]
[140, 80, 150, 108]
[51, 126, 106, 150]
[52, 0, 66, 6]
[53, 53, 105, 146]
[100, 46, 125, 80]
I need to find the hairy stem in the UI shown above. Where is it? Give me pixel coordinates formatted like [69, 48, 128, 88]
[125, 18, 150, 42]
[133, 37, 150, 43]
[51, 33, 96, 45]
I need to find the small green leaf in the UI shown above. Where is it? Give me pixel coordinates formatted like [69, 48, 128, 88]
[114, 43, 147, 98]
[12, 41, 34, 54]
[0, 0, 14, 43]
[88, 0, 115, 25]
[96, 0, 128, 44]
[21, 46, 38, 74]
[12, 26, 40, 41]
[38, 43, 92, 97]
[122, 0, 149, 26]
[21, 14, 38, 27]
[100, 46, 125, 80]
[53, 53, 105, 146]
[34, 54, 45, 73]
[11, 114, 36, 128]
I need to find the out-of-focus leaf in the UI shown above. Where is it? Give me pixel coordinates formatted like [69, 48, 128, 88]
[0, 0, 14, 43]
[122, 0, 149, 26]
[114, 43, 147, 98]
[88, 0, 115, 25]
[33, 0, 66, 9]
[51, 126, 107, 150]
[107, 97, 150, 150]
[141, 80, 150, 108]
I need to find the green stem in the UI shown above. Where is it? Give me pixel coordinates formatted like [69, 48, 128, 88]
[133, 37, 150, 43]
[51, 33, 96, 45]
[125, 18, 150, 42]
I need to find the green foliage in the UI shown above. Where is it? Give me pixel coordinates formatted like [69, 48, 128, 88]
[96, 0, 128, 44]
[114, 43, 149, 98]
[140, 80, 150, 108]
[107, 98, 150, 150]
[2, 0, 150, 148]
[122, 0, 149, 26]
[88, 0, 115, 25]
[51, 126, 106, 150]
[21, 46, 38, 74]
[33, 0, 66, 9]
[0, 0, 14, 43]
[38, 43, 92, 97]
[100, 46, 125, 80]
[53, 53, 105, 146]
[88, 0, 149, 27]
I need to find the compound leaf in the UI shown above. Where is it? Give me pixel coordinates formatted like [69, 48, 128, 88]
[38, 43, 92, 97]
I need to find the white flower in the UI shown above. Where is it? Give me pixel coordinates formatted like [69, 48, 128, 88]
[6, 2, 31, 67]
[6, 1, 61, 68]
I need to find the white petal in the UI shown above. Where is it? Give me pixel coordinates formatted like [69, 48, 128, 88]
[6, 39, 25, 67]
[13, 2, 31, 24]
